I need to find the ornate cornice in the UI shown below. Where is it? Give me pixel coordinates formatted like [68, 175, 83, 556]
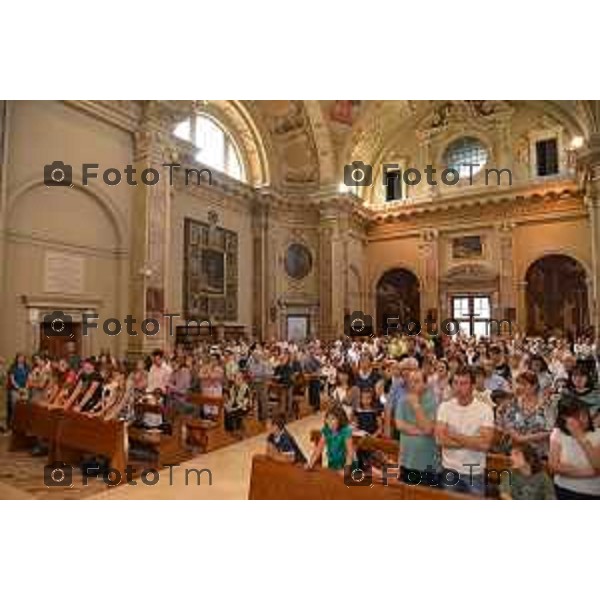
[366, 183, 586, 241]
[366, 178, 581, 223]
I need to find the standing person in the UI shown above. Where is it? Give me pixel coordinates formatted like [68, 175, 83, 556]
[490, 345, 512, 385]
[431, 359, 452, 404]
[303, 349, 322, 413]
[472, 366, 494, 408]
[496, 371, 552, 458]
[147, 350, 173, 394]
[530, 354, 553, 393]
[223, 350, 239, 386]
[354, 356, 380, 392]
[0, 357, 8, 433]
[384, 360, 412, 439]
[28, 355, 51, 403]
[7, 354, 30, 429]
[320, 357, 338, 399]
[568, 365, 600, 420]
[273, 351, 295, 419]
[395, 370, 438, 485]
[353, 387, 383, 436]
[499, 443, 555, 500]
[127, 359, 148, 400]
[247, 348, 273, 422]
[548, 397, 600, 499]
[306, 405, 354, 472]
[435, 366, 495, 496]
[224, 372, 251, 435]
[167, 358, 191, 407]
[331, 367, 357, 420]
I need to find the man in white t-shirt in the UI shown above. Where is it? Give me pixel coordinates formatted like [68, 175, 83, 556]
[435, 366, 495, 496]
[147, 350, 173, 394]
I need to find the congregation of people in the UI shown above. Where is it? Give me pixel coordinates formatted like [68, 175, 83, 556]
[1, 330, 600, 499]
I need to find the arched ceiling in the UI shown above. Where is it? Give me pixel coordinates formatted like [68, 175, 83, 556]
[153, 100, 600, 193]
[338, 100, 592, 168]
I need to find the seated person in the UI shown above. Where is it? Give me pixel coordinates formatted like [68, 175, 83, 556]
[499, 443, 555, 500]
[266, 413, 306, 464]
[225, 372, 251, 434]
[136, 388, 165, 429]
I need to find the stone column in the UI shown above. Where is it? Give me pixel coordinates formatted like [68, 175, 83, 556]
[579, 133, 600, 342]
[319, 205, 337, 340]
[516, 281, 528, 333]
[318, 196, 355, 340]
[128, 102, 173, 358]
[496, 221, 516, 322]
[418, 228, 439, 324]
[0, 101, 10, 330]
[251, 192, 270, 341]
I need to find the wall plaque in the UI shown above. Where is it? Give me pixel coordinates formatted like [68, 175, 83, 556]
[44, 251, 85, 294]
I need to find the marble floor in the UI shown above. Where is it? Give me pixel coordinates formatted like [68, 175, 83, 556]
[0, 413, 322, 500]
[90, 412, 323, 500]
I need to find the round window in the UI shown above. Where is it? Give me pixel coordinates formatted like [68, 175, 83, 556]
[443, 136, 489, 178]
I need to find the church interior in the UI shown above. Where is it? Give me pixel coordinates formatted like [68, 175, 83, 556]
[1, 99, 600, 500]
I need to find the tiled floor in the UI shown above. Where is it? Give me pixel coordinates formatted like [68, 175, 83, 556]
[0, 414, 322, 500]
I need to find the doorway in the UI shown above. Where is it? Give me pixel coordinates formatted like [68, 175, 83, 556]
[39, 322, 82, 359]
[452, 295, 491, 337]
[286, 315, 309, 341]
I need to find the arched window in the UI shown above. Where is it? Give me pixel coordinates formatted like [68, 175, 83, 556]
[174, 113, 245, 181]
[443, 136, 488, 178]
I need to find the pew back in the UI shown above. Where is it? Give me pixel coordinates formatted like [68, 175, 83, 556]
[248, 455, 478, 500]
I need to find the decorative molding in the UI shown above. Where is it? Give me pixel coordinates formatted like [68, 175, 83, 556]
[63, 100, 142, 132]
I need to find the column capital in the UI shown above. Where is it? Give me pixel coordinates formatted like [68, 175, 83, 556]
[577, 133, 600, 178]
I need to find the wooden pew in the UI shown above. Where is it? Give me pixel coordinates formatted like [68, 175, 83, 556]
[311, 429, 510, 496]
[50, 411, 128, 476]
[128, 398, 191, 468]
[248, 455, 478, 500]
[187, 393, 231, 452]
[10, 400, 61, 451]
[267, 381, 288, 418]
[296, 373, 317, 418]
[485, 452, 513, 498]
[240, 392, 267, 438]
